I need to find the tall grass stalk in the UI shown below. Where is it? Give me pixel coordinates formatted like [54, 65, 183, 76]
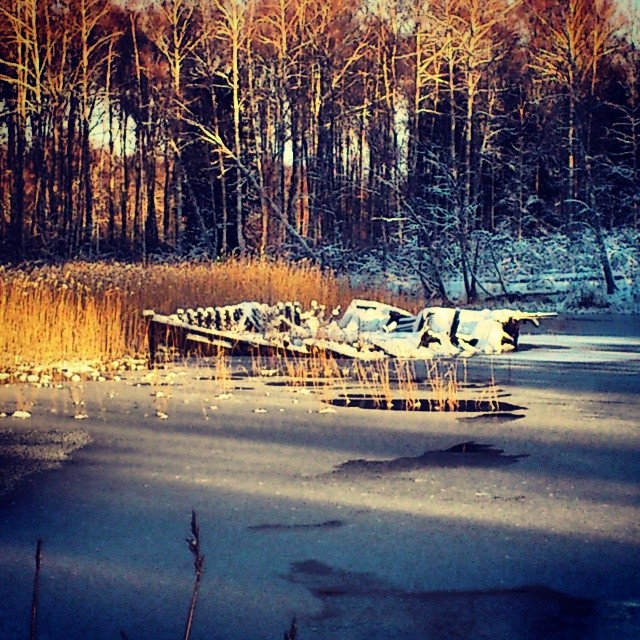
[280, 348, 349, 404]
[30, 538, 43, 640]
[395, 360, 420, 410]
[284, 617, 298, 640]
[425, 361, 460, 411]
[212, 347, 231, 391]
[352, 359, 393, 408]
[184, 510, 205, 640]
[475, 359, 500, 411]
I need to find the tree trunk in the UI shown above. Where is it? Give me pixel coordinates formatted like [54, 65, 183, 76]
[133, 125, 144, 256]
[231, 20, 245, 255]
[63, 95, 78, 256]
[594, 217, 617, 295]
[163, 142, 171, 245]
[81, 118, 94, 250]
[120, 109, 130, 250]
[287, 106, 300, 238]
[9, 110, 26, 261]
[107, 102, 117, 245]
[145, 140, 159, 254]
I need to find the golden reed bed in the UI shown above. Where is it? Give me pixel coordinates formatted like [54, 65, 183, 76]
[0, 259, 412, 373]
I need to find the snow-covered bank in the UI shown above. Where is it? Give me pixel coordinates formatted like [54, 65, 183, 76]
[335, 228, 640, 314]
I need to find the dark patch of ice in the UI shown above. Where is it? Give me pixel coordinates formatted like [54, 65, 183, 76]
[333, 441, 528, 475]
[249, 519, 343, 532]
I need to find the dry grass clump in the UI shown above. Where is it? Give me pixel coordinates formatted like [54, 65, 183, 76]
[394, 360, 421, 410]
[346, 359, 501, 412]
[278, 349, 351, 404]
[321, 358, 471, 411]
[349, 359, 461, 411]
[353, 358, 394, 408]
[425, 361, 460, 411]
[0, 259, 409, 373]
[0, 265, 136, 371]
[475, 361, 500, 411]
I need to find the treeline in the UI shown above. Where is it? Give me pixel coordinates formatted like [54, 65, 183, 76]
[0, 0, 638, 273]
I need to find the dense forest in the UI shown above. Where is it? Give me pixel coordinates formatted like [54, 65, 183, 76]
[0, 0, 638, 293]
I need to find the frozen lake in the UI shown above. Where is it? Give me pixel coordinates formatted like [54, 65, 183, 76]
[0, 315, 639, 639]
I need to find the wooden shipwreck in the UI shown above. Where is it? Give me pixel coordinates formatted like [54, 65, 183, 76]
[143, 300, 557, 365]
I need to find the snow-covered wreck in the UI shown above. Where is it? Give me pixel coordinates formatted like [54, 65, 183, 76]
[144, 299, 556, 363]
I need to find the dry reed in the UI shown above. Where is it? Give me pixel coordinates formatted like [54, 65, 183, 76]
[30, 538, 43, 640]
[352, 358, 393, 408]
[394, 360, 420, 410]
[183, 510, 205, 640]
[0, 259, 412, 373]
[475, 359, 500, 411]
[425, 361, 460, 411]
[279, 348, 350, 404]
[344, 358, 464, 411]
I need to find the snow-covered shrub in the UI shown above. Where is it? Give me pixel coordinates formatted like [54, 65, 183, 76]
[606, 277, 640, 314]
[319, 227, 639, 312]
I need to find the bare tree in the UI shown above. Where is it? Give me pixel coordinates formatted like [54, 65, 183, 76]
[528, 0, 619, 220]
[0, 0, 33, 259]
